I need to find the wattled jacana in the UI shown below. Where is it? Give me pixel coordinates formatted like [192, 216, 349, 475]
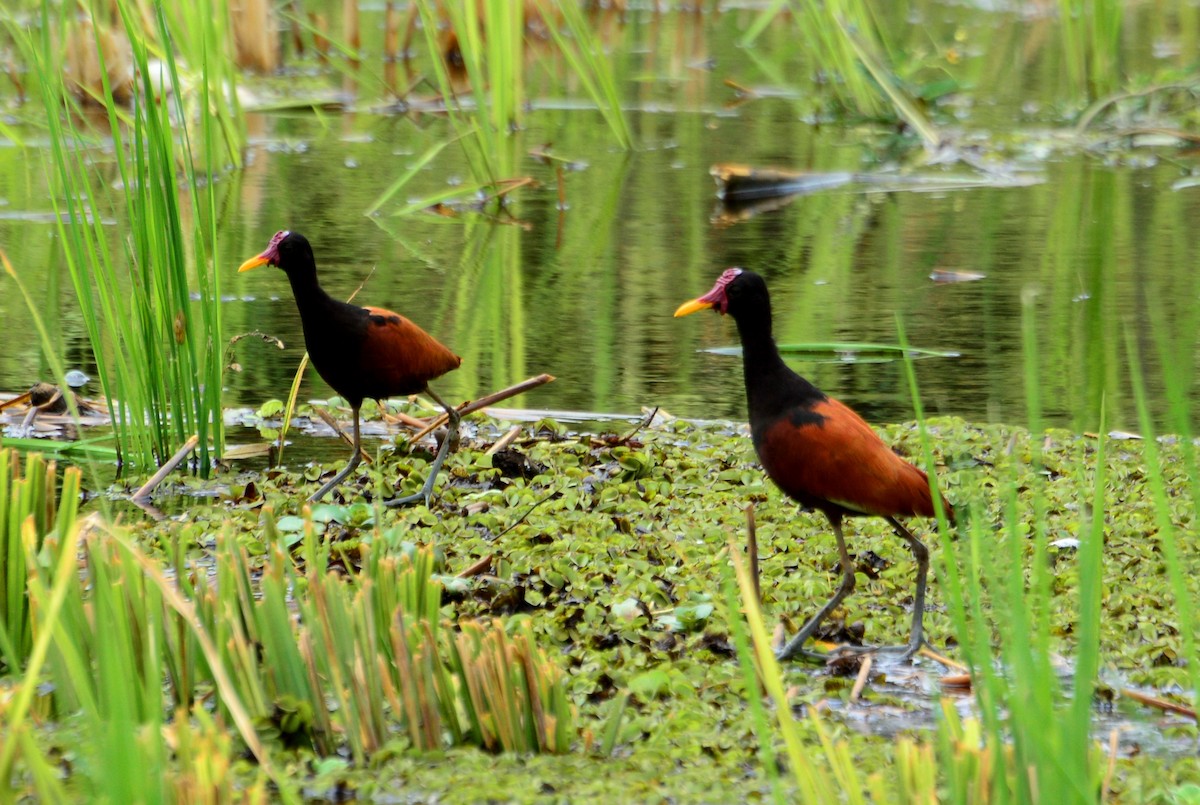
[239, 231, 462, 506]
[675, 268, 952, 661]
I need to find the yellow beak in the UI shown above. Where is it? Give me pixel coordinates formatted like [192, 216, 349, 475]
[673, 298, 713, 317]
[238, 255, 270, 273]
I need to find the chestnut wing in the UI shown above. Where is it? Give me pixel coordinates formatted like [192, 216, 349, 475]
[756, 398, 938, 518]
[358, 306, 461, 397]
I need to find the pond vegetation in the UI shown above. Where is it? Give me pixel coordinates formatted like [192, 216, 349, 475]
[2, 0, 1200, 801]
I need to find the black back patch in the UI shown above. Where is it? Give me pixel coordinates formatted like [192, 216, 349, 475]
[369, 313, 403, 327]
[788, 406, 826, 428]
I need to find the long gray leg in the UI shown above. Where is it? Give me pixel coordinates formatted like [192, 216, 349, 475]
[885, 516, 929, 660]
[387, 386, 460, 507]
[776, 515, 856, 661]
[309, 406, 362, 503]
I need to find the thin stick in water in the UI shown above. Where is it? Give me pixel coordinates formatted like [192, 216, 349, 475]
[616, 406, 658, 445]
[849, 654, 873, 702]
[131, 435, 200, 501]
[409, 373, 556, 442]
[485, 425, 523, 456]
[380, 406, 429, 430]
[457, 553, 494, 578]
[920, 645, 968, 672]
[745, 503, 760, 604]
[1120, 687, 1197, 719]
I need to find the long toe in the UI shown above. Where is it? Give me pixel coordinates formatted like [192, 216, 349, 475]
[775, 645, 829, 663]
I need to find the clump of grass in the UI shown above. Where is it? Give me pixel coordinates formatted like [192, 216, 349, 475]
[1058, 0, 1123, 102]
[8, 0, 235, 475]
[370, 0, 631, 215]
[740, 0, 940, 149]
[898, 306, 1107, 802]
[727, 543, 956, 803]
[3, 504, 575, 797]
[0, 448, 81, 672]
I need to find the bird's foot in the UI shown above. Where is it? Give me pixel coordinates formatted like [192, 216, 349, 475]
[774, 633, 825, 663]
[384, 479, 435, 508]
[776, 638, 925, 665]
[384, 463, 442, 508]
[775, 646, 829, 663]
[822, 638, 925, 663]
[386, 422, 455, 507]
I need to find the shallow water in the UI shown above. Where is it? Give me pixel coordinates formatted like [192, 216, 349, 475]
[2, 4, 1199, 441]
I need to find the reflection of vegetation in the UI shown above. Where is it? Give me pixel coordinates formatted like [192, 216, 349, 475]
[1059, 0, 1123, 101]
[741, 0, 941, 147]
[365, 0, 632, 212]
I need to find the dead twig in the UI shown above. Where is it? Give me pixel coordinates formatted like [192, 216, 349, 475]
[493, 492, 555, 540]
[745, 503, 760, 605]
[485, 425, 523, 456]
[0, 390, 33, 412]
[616, 406, 658, 445]
[409, 373, 556, 443]
[456, 553, 494, 579]
[380, 407, 430, 430]
[939, 673, 973, 690]
[920, 645, 968, 672]
[131, 435, 200, 501]
[1120, 687, 1197, 720]
[486, 176, 537, 203]
[722, 77, 759, 97]
[1075, 82, 1196, 133]
[849, 654, 873, 702]
[1102, 728, 1121, 801]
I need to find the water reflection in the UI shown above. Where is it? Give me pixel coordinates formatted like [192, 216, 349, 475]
[3, 8, 1200, 437]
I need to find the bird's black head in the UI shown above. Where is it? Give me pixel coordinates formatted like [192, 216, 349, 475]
[238, 230, 315, 276]
[674, 268, 771, 321]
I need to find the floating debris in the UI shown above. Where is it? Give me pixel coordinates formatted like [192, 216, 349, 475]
[65, 370, 91, 389]
[930, 269, 986, 284]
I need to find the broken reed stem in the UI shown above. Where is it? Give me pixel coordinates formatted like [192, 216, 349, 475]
[384, 0, 400, 61]
[288, 0, 305, 55]
[1120, 687, 1197, 719]
[343, 0, 360, 66]
[484, 425, 523, 456]
[131, 434, 200, 501]
[381, 407, 429, 430]
[939, 673, 972, 689]
[475, 177, 538, 212]
[920, 645, 969, 672]
[315, 407, 372, 465]
[409, 373, 556, 443]
[1102, 728, 1120, 801]
[849, 654, 872, 702]
[616, 406, 658, 444]
[457, 553, 494, 578]
[0, 390, 34, 412]
[745, 503, 760, 604]
[722, 77, 759, 97]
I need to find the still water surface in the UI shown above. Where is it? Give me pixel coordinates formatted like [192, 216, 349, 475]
[2, 5, 1199, 436]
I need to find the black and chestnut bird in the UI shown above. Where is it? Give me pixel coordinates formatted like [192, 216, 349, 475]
[239, 230, 462, 506]
[675, 268, 953, 661]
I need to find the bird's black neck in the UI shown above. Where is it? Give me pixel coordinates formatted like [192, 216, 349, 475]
[285, 266, 336, 314]
[734, 310, 825, 429]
